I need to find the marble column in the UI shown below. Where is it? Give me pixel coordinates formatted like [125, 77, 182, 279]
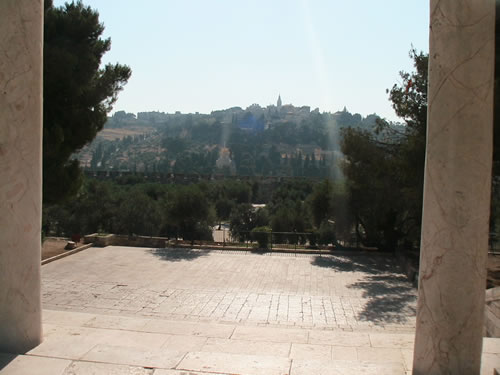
[0, 0, 43, 353]
[413, 1, 495, 374]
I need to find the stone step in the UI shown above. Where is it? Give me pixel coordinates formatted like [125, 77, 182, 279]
[0, 354, 408, 375]
[177, 352, 407, 375]
[2, 309, 497, 375]
[290, 358, 406, 375]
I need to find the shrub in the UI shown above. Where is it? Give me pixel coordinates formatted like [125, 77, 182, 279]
[307, 229, 318, 247]
[318, 220, 336, 246]
[251, 226, 271, 249]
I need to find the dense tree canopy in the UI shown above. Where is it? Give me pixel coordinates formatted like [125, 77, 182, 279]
[341, 50, 428, 251]
[164, 185, 216, 241]
[43, 0, 131, 203]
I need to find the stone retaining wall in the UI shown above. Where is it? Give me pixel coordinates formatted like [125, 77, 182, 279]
[83, 233, 168, 248]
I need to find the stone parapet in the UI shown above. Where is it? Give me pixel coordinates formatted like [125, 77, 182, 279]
[83, 233, 167, 248]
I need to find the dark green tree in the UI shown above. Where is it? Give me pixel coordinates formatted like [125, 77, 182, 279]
[71, 179, 118, 234]
[42, 178, 118, 236]
[318, 220, 336, 246]
[215, 199, 235, 222]
[229, 204, 255, 242]
[270, 201, 308, 244]
[308, 179, 334, 228]
[341, 50, 428, 251]
[43, 0, 131, 203]
[164, 186, 215, 241]
[251, 226, 271, 249]
[229, 204, 268, 242]
[116, 190, 162, 236]
[307, 179, 352, 245]
[341, 128, 398, 247]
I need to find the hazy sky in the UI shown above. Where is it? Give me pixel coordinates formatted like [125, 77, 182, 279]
[53, 0, 429, 121]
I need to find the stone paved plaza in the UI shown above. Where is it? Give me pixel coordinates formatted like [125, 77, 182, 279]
[2, 246, 499, 374]
[42, 246, 417, 331]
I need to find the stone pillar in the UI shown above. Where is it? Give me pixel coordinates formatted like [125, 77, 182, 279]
[0, 0, 43, 353]
[413, 1, 495, 374]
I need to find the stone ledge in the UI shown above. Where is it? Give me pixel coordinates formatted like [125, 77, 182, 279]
[41, 243, 93, 265]
[485, 286, 500, 338]
[486, 286, 500, 303]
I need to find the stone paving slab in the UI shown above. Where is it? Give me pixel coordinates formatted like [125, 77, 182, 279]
[1, 308, 500, 375]
[161, 335, 208, 353]
[369, 332, 415, 349]
[142, 319, 235, 339]
[2, 246, 498, 374]
[484, 337, 500, 354]
[201, 338, 290, 357]
[42, 309, 97, 326]
[231, 326, 309, 344]
[177, 351, 291, 375]
[290, 343, 333, 361]
[41, 246, 417, 331]
[308, 330, 371, 347]
[0, 354, 71, 375]
[356, 347, 405, 363]
[289, 359, 405, 375]
[27, 324, 115, 360]
[81, 344, 185, 369]
[62, 361, 153, 374]
[153, 370, 226, 375]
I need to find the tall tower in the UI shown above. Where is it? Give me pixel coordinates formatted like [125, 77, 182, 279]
[277, 94, 282, 108]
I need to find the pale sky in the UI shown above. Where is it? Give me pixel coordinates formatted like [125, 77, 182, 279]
[53, 0, 429, 121]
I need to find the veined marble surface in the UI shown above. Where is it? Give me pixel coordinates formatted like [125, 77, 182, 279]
[414, 1, 495, 374]
[0, 0, 43, 353]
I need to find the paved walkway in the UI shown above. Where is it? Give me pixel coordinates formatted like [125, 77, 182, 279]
[41, 246, 417, 331]
[1, 246, 498, 374]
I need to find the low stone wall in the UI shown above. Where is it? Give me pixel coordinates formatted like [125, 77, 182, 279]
[485, 286, 500, 338]
[83, 233, 167, 248]
[112, 235, 167, 248]
[83, 233, 115, 247]
[83, 233, 98, 244]
[41, 243, 93, 265]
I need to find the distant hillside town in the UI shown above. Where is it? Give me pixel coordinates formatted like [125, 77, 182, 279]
[76, 95, 398, 178]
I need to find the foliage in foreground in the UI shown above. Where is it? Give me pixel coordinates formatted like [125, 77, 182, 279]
[340, 50, 428, 252]
[43, 0, 131, 204]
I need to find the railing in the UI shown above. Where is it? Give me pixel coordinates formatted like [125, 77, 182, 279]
[82, 230, 344, 254]
[212, 229, 334, 252]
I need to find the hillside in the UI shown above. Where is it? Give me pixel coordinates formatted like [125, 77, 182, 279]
[75, 101, 388, 178]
